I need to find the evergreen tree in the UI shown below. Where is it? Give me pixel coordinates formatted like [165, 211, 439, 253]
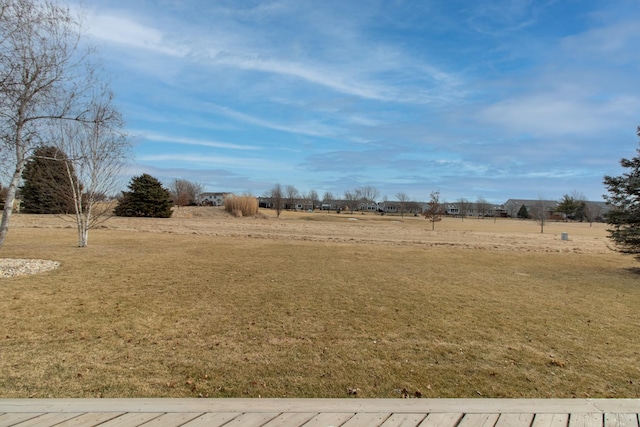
[574, 201, 588, 222]
[603, 127, 640, 259]
[20, 146, 76, 214]
[557, 192, 587, 221]
[517, 204, 529, 219]
[114, 174, 172, 218]
[556, 194, 578, 220]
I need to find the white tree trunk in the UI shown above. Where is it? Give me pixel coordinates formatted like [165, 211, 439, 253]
[0, 162, 25, 247]
[77, 205, 91, 248]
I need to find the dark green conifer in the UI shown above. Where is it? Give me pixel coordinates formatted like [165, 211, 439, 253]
[517, 204, 529, 219]
[114, 174, 172, 218]
[20, 146, 76, 214]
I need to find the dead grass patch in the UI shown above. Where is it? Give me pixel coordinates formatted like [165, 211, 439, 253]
[0, 211, 638, 398]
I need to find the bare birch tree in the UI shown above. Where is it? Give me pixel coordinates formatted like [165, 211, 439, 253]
[55, 90, 128, 247]
[0, 0, 104, 247]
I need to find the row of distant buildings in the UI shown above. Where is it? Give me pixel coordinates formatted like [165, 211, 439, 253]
[199, 192, 610, 221]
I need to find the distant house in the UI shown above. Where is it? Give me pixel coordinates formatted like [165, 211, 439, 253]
[358, 202, 378, 212]
[377, 201, 422, 215]
[378, 201, 399, 214]
[321, 199, 349, 212]
[321, 201, 336, 210]
[444, 204, 459, 215]
[259, 196, 310, 210]
[199, 192, 231, 206]
[443, 202, 505, 218]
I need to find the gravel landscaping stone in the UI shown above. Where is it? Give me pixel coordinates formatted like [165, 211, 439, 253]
[0, 259, 60, 278]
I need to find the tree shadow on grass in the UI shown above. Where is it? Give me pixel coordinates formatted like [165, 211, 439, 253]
[624, 267, 640, 276]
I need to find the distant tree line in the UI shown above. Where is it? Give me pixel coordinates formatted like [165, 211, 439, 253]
[18, 162, 612, 228]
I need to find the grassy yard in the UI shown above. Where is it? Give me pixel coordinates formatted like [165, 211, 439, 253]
[0, 212, 639, 398]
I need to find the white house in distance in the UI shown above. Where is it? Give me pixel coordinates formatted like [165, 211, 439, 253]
[199, 192, 231, 206]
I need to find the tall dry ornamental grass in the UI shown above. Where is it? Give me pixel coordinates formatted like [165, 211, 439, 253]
[224, 195, 259, 217]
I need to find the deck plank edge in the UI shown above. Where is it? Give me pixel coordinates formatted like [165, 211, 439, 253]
[0, 399, 638, 414]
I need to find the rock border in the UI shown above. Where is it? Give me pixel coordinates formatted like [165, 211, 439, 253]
[0, 259, 60, 278]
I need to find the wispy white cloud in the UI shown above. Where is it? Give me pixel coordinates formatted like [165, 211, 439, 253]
[464, 0, 556, 35]
[138, 154, 291, 171]
[478, 93, 640, 136]
[84, 11, 184, 57]
[206, 103, 340, 138]
[560, 20, 640, 63]
[524, 169, 592, 179]
[133, 131, 261, 151]
[212, 54, 389, 101]
[475, 13, 640, 138]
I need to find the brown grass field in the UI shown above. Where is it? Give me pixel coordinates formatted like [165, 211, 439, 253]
[0, 207, 639, 399]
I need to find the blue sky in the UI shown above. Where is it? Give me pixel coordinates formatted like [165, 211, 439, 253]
[79, 0, 640, 204]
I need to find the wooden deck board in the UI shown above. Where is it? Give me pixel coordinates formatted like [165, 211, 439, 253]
[180, 412, 242, 427]
[532, 414, 570, 427]
[341, 412, 392, 426]
[458, 413, 501, 427]
[0, 399, 637, 427]
[3, 398, 639, 414]
[7, 412, 83, 427]
[0, 413, 44, 427]
[135, 412, 204, 427]
[605, 414, 639, 427]
[261, 412, 317, 426]
[221, 412, 280, 426]
[570, 413, 604, 427]
[495, 413, 535, 427]
[419, 413, 465, 427]
[297, 411, 356, 427]
[52, 412, 124, 427]
[380, 413, 428, 426]
[92, 412, 162, 427]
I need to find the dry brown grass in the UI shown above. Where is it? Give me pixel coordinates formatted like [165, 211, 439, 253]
[0, 208, 639, 398]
